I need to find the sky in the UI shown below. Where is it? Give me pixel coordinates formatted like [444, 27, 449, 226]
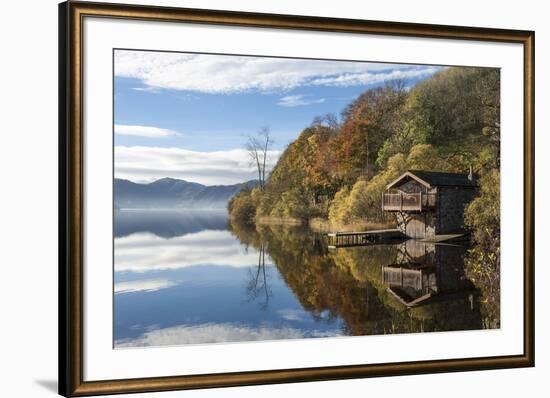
[114, 50, 442, 185]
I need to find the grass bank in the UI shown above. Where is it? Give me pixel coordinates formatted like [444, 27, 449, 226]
[309, 218, 395, 233]
[255, 216, 304, 226]
[253, 216, 395, 232]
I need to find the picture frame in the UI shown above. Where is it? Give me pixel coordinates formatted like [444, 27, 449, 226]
[59, 1, 535, 396]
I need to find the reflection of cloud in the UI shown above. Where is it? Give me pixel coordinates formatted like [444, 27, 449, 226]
[115, 230, 267, 272]
[115, 124, 179, 138]
[277, 308, 309, 322]
[116, 322, 342, 347]
[115, 146, 281, 185]
[277, 94, 325, 107]
[115, 50, 442, 94]
[114, 279, 176, 294]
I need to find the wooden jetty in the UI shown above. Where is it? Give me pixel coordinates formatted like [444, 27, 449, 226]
[326, 229, 405, 249]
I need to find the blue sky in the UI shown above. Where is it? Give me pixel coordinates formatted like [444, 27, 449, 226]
[115, 78, 365, 151]
[114, 50, 442, 185]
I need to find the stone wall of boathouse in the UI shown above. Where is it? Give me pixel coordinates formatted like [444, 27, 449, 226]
[395, 186, 477, 239]
[436, 186, 478, 235]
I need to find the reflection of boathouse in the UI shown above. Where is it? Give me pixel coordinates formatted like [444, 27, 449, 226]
[382, 170, 477, 239]
[382, 240, 477, 307]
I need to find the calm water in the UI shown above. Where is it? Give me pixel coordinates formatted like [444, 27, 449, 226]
[114, 209, 494, 348]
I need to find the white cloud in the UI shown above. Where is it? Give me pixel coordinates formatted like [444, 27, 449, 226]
[115, 124, 179, 138]
[115, 322, 342, 347]
[115, 230, 269, 272]
[131, 87, 160, 93]
[309, 67, 441, 87]
[115, 279, 176, 294]
[115, 50, 442, 94]
[277, 94, 325, 107]
[115, 145, 281, 185]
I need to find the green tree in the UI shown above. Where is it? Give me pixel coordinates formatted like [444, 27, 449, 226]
[376, 68, 500, 172]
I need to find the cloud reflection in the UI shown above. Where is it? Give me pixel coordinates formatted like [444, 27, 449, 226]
[115, 230, 267, 272]
[277, 308, 309, 322]
[116, 322, 342, 347]
[115, 279, 177, 294]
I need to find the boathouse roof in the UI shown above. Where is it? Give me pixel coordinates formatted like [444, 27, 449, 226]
[387, 170, 477, 190]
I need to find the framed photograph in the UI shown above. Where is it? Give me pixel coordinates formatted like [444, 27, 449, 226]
[59, 1, 534, 396]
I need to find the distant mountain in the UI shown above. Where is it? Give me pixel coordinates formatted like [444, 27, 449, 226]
[114, 177, 257, 209]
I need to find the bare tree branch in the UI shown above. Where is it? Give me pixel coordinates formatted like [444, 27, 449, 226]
[245, 126, 273, 190]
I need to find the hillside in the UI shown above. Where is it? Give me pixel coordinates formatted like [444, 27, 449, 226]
[229, 66, 500, 226]
[115, 177, 257, 209]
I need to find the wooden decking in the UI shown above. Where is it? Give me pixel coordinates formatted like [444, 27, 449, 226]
[326, 229, 405, 248]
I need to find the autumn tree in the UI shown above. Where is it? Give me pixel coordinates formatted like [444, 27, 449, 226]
[331, 82, 408, 183]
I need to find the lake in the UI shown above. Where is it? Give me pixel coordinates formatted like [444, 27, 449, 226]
[114, 209, 496, 348]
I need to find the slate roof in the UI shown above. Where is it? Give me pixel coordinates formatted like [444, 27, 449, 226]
[387, 170, 477, 189]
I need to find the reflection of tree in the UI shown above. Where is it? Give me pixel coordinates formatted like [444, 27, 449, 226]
[228, 219, 485, 336]
[464, 246, 500, 329]
[245, 243, 271, 310]
[331, 243, 483, 333]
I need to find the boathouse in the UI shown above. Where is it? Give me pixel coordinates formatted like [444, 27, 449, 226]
[382, 170, 477, 239]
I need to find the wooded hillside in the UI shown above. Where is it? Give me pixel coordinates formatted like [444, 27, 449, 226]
[229, 66, 500, 228]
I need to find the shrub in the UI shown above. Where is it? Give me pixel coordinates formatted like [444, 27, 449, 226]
[228, 188, 257, 225]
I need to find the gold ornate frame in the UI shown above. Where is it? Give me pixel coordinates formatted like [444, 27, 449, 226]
[59, 1, 535, 396]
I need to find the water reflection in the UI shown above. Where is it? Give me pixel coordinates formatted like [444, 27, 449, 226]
[245, 243, 271, 310]
[115, 230, 257, 272]
[114, 209, 228, 238]
[229, 223, 484, 337]
[382, 240, 477, 307]
[114, 210, 494, 348]
[114, 210, 344, 347]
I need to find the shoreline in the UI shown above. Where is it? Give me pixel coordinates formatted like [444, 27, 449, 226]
[309, 218, 395, 233]
[255, 216, 304, 226]
[252, 216, 395, 233]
